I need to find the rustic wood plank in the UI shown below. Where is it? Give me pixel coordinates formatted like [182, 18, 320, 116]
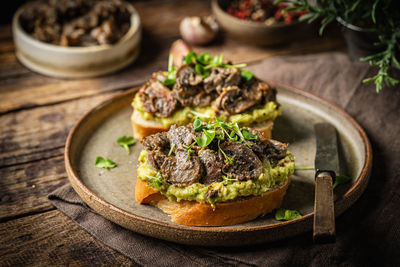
[0, 92, 117, 167]
[0, 25, 11, 40]
[0, 34, 171, 114]
[0, 155, 66, 221]
[0, 210, 137, 266]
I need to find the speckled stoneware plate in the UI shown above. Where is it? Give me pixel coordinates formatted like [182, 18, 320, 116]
[65, 81, 372, 246]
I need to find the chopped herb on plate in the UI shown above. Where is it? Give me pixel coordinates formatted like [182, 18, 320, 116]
[117, 136, 136, 154]
[95, 156, 116, 169]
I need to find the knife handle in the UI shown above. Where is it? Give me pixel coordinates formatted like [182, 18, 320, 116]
[313, 175, 336, 243]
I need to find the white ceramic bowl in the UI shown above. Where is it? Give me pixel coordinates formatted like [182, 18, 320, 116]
[12, 2, 142, 78]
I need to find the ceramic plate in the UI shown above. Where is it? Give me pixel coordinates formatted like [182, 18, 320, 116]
[65, 81, 372, 246]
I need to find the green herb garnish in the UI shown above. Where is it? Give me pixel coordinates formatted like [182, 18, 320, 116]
[196, 129, 216, 147]
[117, 136, 136, 154]
[190, 117, 258, 163]
[193, 117, 204, 132]
[183, 51, 198, 65]
[241, 129, 258, 141]
[275, 208, 302, 221]
[195, 63, 211, 78]
[146, 173, 164, 189]
[222, 175, 238, 183]
[182, 142, 196, 159]
[274, 0, 400, 92]
[218, 140, 234, 165]
[160, 54, 177, 88]
[183, 52, 247, 78]
[161, 52, 248, 87]
[241, 70, 254, 82]
[333, 174, 352, 189]
[168, 143, 176, 156]
[95, 156, 116, 169]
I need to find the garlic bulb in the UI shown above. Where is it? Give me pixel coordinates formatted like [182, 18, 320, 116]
[179, 16, 218, 45]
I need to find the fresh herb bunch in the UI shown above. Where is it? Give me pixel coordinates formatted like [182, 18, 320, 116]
[161, 52, 254, 88]
[181, 117, 258, 164]
[275, 0, 400, 92]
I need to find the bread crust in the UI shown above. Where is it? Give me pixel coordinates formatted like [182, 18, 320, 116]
[135, 176, 291, 226]
[131, 109, 274, 141]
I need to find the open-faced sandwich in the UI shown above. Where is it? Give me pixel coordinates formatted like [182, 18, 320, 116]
[135, 118, 294, 226]
[131, 41, 281, 140]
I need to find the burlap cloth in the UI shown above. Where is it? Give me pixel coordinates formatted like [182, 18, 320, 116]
[49, 52, 400, 266]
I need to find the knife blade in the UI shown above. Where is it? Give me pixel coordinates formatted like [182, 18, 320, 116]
[313, 123, 339, 243]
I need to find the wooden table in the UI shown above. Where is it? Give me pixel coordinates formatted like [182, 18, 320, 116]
[0, 0, 345, 265]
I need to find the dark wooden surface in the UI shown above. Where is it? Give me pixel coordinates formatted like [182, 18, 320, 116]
[0, 0, 345, 265]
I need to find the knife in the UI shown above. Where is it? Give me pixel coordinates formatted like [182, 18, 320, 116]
[313, 123, 339, 243]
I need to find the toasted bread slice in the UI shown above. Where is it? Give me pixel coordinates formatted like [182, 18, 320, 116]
[131, 109, 274, 141]
[135, 176, 290, 226]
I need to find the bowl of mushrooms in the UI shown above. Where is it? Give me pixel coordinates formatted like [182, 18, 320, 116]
[12, 0, 141, 78]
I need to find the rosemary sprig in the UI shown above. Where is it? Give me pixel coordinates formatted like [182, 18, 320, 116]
[274, 0, 400, 92]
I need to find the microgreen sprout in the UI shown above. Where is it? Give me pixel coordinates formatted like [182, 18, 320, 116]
[182, 142, 196, 159]
[241, 129, 258, 141]
[168, 143, 176, 156]
[218, 140, 234, 165]
[241, 70, 255, 82]
[275, 208, 302, 221]
[117, 136, 136, 154]
[333, 174, 352, 189]
[160, 54, 177, 88]
[196, 129, 216, 147]
[146, 173, 164, 188]
[95, 156, 116, 169]
[222, 175, 238, 183]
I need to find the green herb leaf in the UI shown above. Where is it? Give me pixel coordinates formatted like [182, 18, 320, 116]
[241, 129, 258, 140]
[196, 129, 216, 147]
[218, 140, 234, 165]
[222, 175, 237, 183]
[167, 53, 174, 72]
[184, 51, 197, 65]
[147, 173, 164, 189]
[197, 52, 211, 65]
[168, 143, 176, 156]
[95, 156, 116, 169]
[117, 136, 136, 154]
[275, 208, 302, 221]
[333, 174, 352, 189]
[161, 78, 176, 88]
[182, 142, 196, 159]
[193, 118, 204, 132]
[195, 64, 211, 78]
[241, 70, 254, 82]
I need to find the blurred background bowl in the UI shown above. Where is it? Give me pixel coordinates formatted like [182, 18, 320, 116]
[12, 2, 141, 79]
[212, 0, 310, 46]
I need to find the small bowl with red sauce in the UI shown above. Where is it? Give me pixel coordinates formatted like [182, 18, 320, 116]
[212, 0, 310, 45]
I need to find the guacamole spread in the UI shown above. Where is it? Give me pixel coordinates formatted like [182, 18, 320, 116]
[137, 150, 295, 204]
[132, 94, 282, 128]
